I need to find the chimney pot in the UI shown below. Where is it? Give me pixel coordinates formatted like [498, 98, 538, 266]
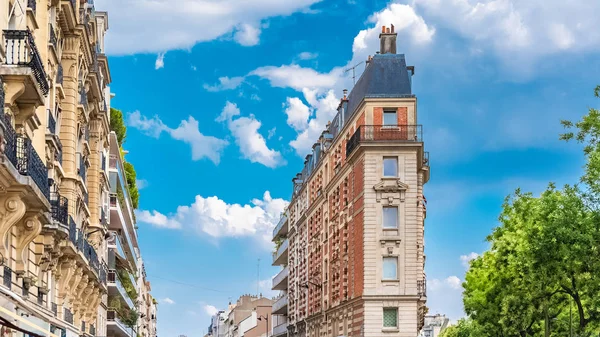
[386, 27, 390, 33]
[379, 23, 398, 54]
[391, 24, 395, 33]
[343, 89, 348, 99]
[382, 26, 386, 33]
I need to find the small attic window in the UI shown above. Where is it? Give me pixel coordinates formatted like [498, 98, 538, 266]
[383, 109, 397, 126]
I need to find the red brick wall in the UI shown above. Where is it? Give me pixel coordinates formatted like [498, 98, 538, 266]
[397, 107, 408, 125]
[373, 107, 383, 125]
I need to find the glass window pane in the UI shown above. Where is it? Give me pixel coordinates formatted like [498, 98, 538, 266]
[383, 308, 398, 328]
[383, 257, 397, 280]
[383, 207, 398, 229]
[383, 157, 397, 177]
[384, 111, 397, 125]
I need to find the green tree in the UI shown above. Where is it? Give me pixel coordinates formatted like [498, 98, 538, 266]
[439, 318, 485, 337]
[124, 162, 139, 209]
[110, 108, 127, 145]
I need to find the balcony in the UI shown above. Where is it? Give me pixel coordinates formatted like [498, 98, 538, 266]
[78, 153, 87, 182]
[272, 266, 289, 291]
[56, 63, 63, 85]
[107, 310, 135, 337]
[272, 294, 288, 315]
[47, 110, 56, 134]
[49, 24, 57, 50]
[272, 213, 288, 239]
[107, 270, 135, 310]
[418, 280, 427, 298]
[1, 30, 49, 97]
[272, 323, 288, 337]
[1, 129, 50, 200]
[272, 239, 288, 266]
[346, 125, 423, 157]
[50, 192, 69, 227]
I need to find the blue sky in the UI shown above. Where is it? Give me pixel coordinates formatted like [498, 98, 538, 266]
[95, 0, 600, 335]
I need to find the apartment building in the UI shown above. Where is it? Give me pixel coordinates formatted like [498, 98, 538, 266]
[418, 315, 449, 337]
[207, 295, 273, 337]
[0, 2, 156, 337]
[272, 25, 429, 337]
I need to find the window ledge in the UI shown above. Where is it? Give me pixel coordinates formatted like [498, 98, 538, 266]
[382, 279, 400, 283]
[382, 328, 400, 333]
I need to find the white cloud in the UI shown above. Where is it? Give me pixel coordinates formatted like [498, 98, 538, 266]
[162, 297, 175, 304]
[284, 97, 311, 131]
[136, 210, 182, 229]
[127, 111, 229, 164]
[413, 0, 600, 66]
[298, 52, 318, 60]
[427, 276, 465, 321]
[234, 23, 261, 46]
[136, 179, 148, 190]
[155, 52, 166, 69]
[96, 0, 323, 54]
[203, 76, 245, 92]
[460, 252, 479, 268]
[267, 127, 277, 140]
[217, 102, 285, 168]
[258, 276, 278, 298]
[250, 65, 342, 91]
[136, 191, 288, 248]
[203, 304, 219, 317]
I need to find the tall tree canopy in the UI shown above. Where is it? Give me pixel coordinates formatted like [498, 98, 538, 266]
[460, 86, 600, 337]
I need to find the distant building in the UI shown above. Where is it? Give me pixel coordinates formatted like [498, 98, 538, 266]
[418, 314, 449, 337]
[207, 295, 274, 337]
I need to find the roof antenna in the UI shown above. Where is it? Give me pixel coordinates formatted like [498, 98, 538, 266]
[344, 61, 365, 86]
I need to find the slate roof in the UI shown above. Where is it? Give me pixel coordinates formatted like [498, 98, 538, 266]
[346, 53, 414, 118]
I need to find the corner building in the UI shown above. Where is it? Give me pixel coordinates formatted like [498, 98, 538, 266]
[272, 25, 429, 337]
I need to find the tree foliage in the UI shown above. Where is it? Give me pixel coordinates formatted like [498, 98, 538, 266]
[461, 86, 600, 337]
[110, 108, 127, 146]
[439, 318, 485, 337]
[124, 162, 140, 209]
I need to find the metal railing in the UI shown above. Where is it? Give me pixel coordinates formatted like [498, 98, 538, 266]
[346, 125, 423, 157]
[79, 83, 88, 108]
[68, 216, 77, 245]
[56, 63, 63, 85]
[27, 0, 36, 14]
[47, 110, 56, 134]
[50, 192, 68, 226]
[64, 308, 73, 324]
[417, 280, 427, 297]
[49, 24, 57, 48]
[101, 152, 106, 171]
[55, 138, 63, 164]
[273, 213, 288, 238]
[423, 151, 430, 167]
[3, 267, 11, 289]
[15, 135, 50, 200]
[83, 190, 89, 206]
[101, 207, 107, 226]
[3, 30, 49, 95]
[107, 310, 133, 335]
[100, 263, 107, 284]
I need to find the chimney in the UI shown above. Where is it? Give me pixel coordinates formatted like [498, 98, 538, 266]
[379, 24, 397, 54]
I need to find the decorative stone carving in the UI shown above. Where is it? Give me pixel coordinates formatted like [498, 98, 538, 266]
[374, 178, 408, 203]
[0, 194, 26, 256]
[14, 214, 43, 272]
[57, 258, 77, 297]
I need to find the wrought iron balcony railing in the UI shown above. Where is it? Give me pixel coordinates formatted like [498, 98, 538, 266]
[423, 151, 430, 167]
[47, 110, 56, 135]
[55, 138, 63, 164]
[49, 25, 57, 48]
[15, 135, 50, 200]
[83, 190, 89, 206]
[417, 280, 427, 297]
[50, 192, 69, 226]
[79, 83, 88, 109]
[346, 125, 423, 157]
[3, 267, 11, 289]
[56, 63, 64, 85]
[68, 216, 77, 245]
[3, 30, 49, 95]
[64, 308, 73, 324]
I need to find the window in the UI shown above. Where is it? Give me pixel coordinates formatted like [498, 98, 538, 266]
[383, 206, 398, 229]
[383, 257, 398, 280]
[383, 157, 398, 177]
[383, 308, 398, 328]
[383, 110, 397, 126]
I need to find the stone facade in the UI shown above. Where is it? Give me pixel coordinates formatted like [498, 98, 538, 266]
[0, 2, 155, 337]
[272, 25, 429, 337]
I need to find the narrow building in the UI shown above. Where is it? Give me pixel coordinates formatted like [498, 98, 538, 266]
[272, 25, 429, 337]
